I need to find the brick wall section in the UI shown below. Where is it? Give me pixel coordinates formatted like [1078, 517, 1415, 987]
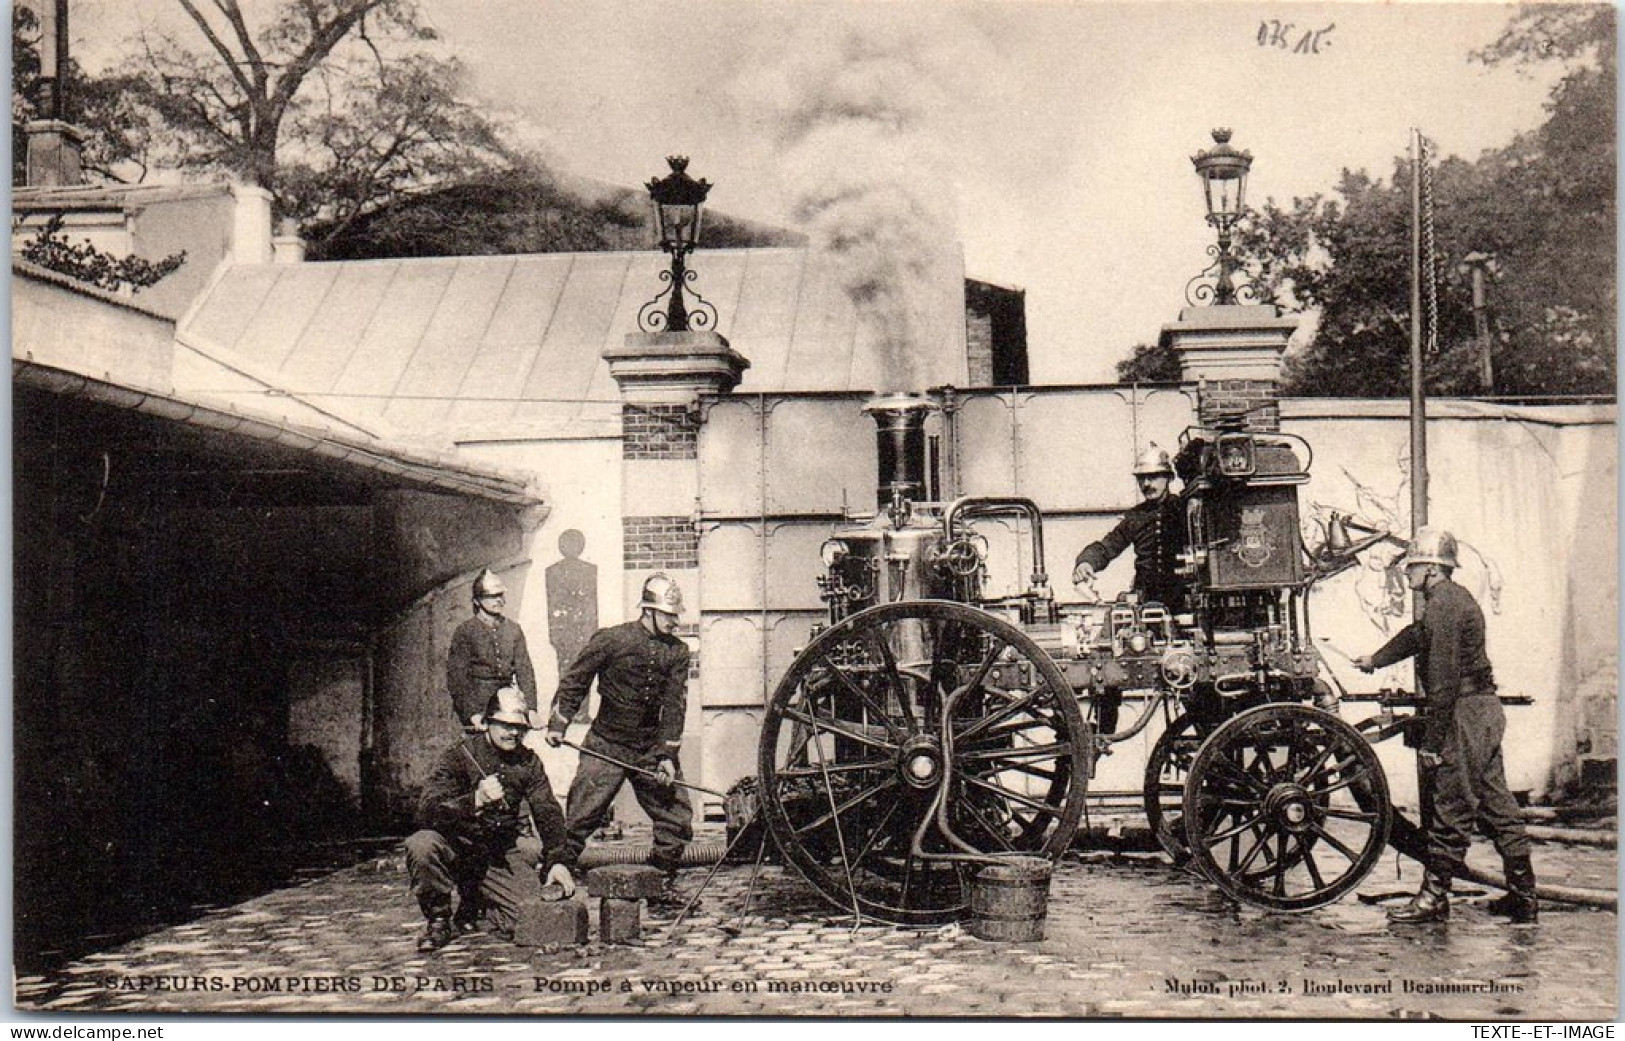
[623, 516, 699, 569]
[622, 404, 700, 460]
[1198, 379, 1281, 431]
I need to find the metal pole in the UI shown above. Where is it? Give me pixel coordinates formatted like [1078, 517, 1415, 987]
[53, 0, 69, 119]
[1469, 261, 1495, 393]
[1408, 129, 1429, 549]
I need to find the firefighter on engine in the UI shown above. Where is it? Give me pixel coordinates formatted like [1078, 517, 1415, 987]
[1071, 444, 1192, 735]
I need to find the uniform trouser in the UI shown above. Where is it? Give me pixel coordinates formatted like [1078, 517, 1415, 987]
[1424, 695, 1531, 876]
[563, 734, 693, 873]
[405, 829, 541, 934]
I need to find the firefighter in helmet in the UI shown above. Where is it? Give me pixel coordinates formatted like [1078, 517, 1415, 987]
[546, 573, 694, 901]
[1071, 444, 1192, 735]
[406, 686, 574, 951]
[1354, 527, 1536, 924]
[446, 568, 539, 729]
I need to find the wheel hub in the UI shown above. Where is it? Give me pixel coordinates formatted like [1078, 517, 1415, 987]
[1264, 782, 1315, 833]
[898, 735, 943, 789]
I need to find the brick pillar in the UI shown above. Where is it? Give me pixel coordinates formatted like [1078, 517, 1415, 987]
[1159, 304, 1299, 431]
[24, 119, 85, 187]
[602, 331, 749, 797]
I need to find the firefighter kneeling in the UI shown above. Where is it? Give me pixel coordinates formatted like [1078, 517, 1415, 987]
[1354, 527, 1537, 925]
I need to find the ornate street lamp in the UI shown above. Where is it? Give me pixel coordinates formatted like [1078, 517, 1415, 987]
[639, 155, 716, 333]
[1188, 128, 1255, 306]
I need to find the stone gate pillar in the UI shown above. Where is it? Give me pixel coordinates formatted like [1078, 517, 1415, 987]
[602, 330, 749, 804]
[1159, 304, 1299, 431]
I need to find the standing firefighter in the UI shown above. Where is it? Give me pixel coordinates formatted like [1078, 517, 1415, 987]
[545, 573, 694, 902]
[447, 568, 538, 729]
[1354, 527, 1536, 924]
[1072, 444, 1191, 734]
[406, 687, 575, 951]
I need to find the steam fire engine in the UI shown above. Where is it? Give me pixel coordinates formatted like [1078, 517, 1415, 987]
[746, 392, 1399, 924]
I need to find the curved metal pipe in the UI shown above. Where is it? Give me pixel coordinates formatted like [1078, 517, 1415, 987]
[944, 496, 1049, 588]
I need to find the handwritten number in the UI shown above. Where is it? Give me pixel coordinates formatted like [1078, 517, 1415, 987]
[1258, 21, 1335, 55]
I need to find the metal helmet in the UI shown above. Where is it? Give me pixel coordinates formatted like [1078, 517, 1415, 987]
[1402, 527, 1460, 569]
[473, 569, 506, 599]
[639, 573, 684, 618]
[473, 685, 537, 730]
[1133, 445, 1174, 477]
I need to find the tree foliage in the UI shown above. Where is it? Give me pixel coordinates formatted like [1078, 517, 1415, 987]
[1115, 341, 1182, 383]
[307, 163, 804, 260]
[1121, 6, 1615, 398]
[21, 214, 187, 293]
[13, 0, 514, 242]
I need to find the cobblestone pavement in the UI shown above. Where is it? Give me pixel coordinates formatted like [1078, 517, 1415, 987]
[15, 825, 1617, 1020]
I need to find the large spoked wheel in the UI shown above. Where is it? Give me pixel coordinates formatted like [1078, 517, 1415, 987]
[1143, 712, 1204, 862]
[758, 600, 1091, 925]
[1181, 703, 1391, 911]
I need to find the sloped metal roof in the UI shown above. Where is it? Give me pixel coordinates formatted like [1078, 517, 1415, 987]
[178, 248, 968, 442]
[14, 359, 545, 507]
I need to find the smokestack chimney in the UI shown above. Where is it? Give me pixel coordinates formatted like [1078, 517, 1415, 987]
[863, 393, 933, 511]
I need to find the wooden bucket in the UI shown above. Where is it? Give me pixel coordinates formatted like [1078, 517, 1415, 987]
[966, 855, 1052, 942]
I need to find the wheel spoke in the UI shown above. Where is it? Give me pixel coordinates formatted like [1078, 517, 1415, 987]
[953, 636, 1009, 703]
[792, 777, 897, 836]
[977, 760, 1059, 783]
[1230, 824, 1270, 874]
[1321, 806, 1381, 823]
[777, 755, 894, 779]
[1203, 754, 1272, 796]
[813, 654, 908, 740]
[959, 799, 1019, 853]
[1207, 810, 1269, 845]
[959, 773, 1063, 816]
[1305, 819, 1361, 861]
[956, 741, 1072, 763]
[955, 688, 1044, 743]
[1272, 833, 1289, 896]
[1301, 840, 1327, 891]
[1306, 765, 1376, 799]
[783, 706, 899, 753]
[861, 626, 909, 719]
[847, 800, 903, 870]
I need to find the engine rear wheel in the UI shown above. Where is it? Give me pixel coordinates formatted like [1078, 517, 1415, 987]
[758, 600, 1090, 924]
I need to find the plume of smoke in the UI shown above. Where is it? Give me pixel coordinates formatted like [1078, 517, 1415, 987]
[735, 11, 994, 391]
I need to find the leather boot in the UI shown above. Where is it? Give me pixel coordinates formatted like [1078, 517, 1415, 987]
[1389, 867, 1450, 923]
[417, 917, 456, 952]
[1485, 854, 1539, 924]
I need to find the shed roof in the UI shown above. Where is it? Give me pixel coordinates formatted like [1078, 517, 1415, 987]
[178, 248, 968, 442]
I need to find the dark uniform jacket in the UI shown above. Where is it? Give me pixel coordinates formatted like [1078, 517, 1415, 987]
[1370, 578, 1495, 752]
[447, 615, 537, 724]
[551, 620, 689, 759]
[1075, 493, 1189, 608]
[418, 734, 568, 870]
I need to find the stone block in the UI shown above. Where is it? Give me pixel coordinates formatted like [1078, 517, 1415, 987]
[513, 892, 589, 947]
[600, 897, 642, 944]
[587, 863, 667, 899]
